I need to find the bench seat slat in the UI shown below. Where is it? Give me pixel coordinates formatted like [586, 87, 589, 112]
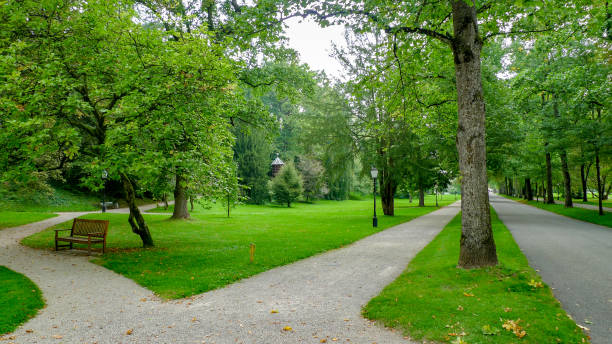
[56, 236, 105, 243]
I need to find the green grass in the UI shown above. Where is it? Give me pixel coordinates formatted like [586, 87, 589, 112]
[363, 210, 588, 344]
[575, 197, 611, 208]
[0, 266, 45, 335]
[0, 187, 100, 212]
[0, 212, 57, 230]
[22, 195, 457, 299]
[501, 195, 611, 228]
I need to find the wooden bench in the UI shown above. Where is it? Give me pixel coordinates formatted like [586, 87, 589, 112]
[55, 219, 109, 255]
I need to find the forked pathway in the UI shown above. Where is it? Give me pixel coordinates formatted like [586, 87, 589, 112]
[1, 202, 460, 344]
[490, 195, 612, 343]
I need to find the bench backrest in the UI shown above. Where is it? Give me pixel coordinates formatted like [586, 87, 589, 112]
[71, 219, 109, 238]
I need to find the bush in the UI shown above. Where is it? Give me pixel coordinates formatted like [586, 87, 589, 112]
[270, 164, 302, 207]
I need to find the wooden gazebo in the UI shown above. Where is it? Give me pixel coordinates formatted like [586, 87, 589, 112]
[271, 153, 284, 177]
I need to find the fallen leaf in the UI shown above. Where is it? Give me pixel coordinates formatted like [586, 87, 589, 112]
[25, 330, 33, 333]
[463, 292, 474, 297]
[457, 305, 464, 311]
[270, 310, 279, 314]
[52, 335, 63, 339]
[577, 324, 590, 332]
[504, 307, 512, 312]
[192, 317, 197, 322]
[482, 324, 500, 335]
[126, 329, 133, 335]
[502, 319, 527, 338]
[320, 339, 327, 343]
[528, 279, 543, 288]
[332, 338, 338, 341]
[282, 326, 292, 331]
[584, 320, 592, 324]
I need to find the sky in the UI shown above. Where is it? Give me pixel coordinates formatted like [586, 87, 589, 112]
[283, 17, 347, 81]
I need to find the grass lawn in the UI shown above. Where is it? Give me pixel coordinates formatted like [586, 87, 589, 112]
[0, 187, 100, 212]
[22, 195, 457, 299]
[363, 210, 588, 344]
[0, 266, 44, 335]
[501, 195, 611, 228]
[575, 197, 612, 208]
[0, 212, 57, 230]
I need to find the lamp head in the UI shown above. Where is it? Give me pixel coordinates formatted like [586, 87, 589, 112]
[370, 166, 378, 179]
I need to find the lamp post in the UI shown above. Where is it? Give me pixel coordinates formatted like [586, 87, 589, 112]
[101, 170, 108, 213]
[371, 166, 378, 227]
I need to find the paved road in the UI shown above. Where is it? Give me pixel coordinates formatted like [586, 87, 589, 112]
[490, 194, 612, 343]
[553, 200, 611, 213]
[1, 202, 460, 343]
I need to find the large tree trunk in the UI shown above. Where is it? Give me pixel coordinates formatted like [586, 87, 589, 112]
[552, 100, 573, 207]
[560, 151, 573, 207]
[581, 164, 588, 202]
[525, 178, 533, 201]
[451, 1, 497, 269]
[120, 172, 154, 248]
[595, 149, 604, 215]
[418, 186, 425, 207]
[171, 173, 190, 219]
[380, 174, 396, 216]
[545, 150, 555, 204]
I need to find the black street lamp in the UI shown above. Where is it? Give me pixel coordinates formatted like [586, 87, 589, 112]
[101, 170, 108, 213]
[371, 166, 378, 227]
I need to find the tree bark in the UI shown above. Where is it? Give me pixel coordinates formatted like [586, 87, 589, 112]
[162, 193, 169, 210]
[451, 0, 497, 269]
[418, 186, 425, 207]
[581, 164, 588, 202]
[171, 173, 190, 219]
[552, 99, 573, 207]
[595, 149, 603, 215]
[525, 178, 533, 201]
[545, 150, 555, 204]
[120, 172, 154, 248]
[560, 151, 573, 207]
[380, 175, 396, 216]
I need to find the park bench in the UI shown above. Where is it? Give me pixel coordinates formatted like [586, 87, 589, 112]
[54, 219, 109, 255]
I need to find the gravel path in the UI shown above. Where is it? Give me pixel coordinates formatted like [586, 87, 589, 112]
[490, 194, 612, 343]
[1, 202, 460, 343]
[553, 200, 611, 212]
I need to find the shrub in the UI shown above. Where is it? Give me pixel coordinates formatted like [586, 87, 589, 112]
[270, 163, 302, 207]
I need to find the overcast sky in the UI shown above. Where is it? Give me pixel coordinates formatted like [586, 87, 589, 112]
[283, 17, 347, 81]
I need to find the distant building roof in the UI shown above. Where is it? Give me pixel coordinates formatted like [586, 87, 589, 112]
[271, 154, 284, 166]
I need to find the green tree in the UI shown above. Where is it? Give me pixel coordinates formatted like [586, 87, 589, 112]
[270, 163, 303, 207]
[297, 0, 595, 268]
[298, 157, 324, 202]
[233, 125, 273, 204]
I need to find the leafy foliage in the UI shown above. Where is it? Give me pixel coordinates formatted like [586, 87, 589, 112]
[270, 163, 303, 207]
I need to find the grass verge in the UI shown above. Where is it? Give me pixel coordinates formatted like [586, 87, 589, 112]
[22, 196, 457, 299]
[0, 266, 44, 335]
[0, 212, 57, 230]
[500, 195, 610, 228]
[363, 210, 588, 344]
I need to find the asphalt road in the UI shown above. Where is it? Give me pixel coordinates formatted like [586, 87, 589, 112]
[490, 194, 612, 343]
